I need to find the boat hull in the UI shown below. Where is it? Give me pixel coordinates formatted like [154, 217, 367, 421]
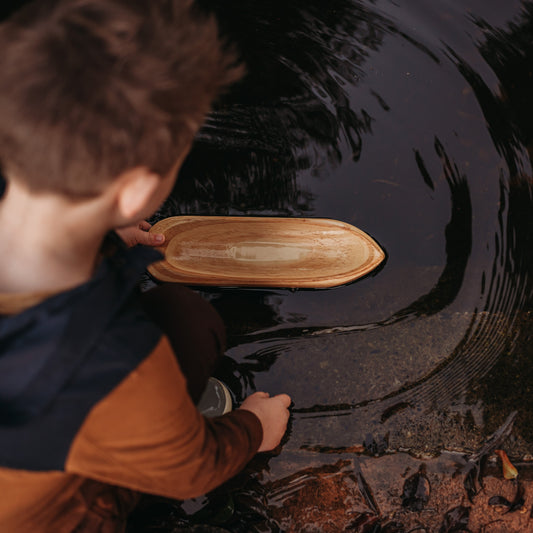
[148, 216, 385, 288]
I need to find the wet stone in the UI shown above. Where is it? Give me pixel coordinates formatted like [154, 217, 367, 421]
[364, 433, 389, 457]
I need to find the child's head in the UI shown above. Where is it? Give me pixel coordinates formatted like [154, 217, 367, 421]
[0, 0, 241, 199]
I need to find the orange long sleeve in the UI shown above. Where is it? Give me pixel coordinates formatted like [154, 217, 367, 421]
[65, 336, 263, 500]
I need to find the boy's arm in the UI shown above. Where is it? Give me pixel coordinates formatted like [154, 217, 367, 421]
[65, 336, 263, 500]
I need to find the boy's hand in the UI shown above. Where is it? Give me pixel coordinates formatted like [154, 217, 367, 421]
[116, 220, 165, 248]
[239, 392, 291, 452]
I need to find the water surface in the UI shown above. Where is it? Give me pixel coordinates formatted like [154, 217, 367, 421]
[155, 0, 533, 529]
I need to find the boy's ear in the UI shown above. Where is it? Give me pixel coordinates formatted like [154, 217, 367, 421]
[114, 167, 161, 222]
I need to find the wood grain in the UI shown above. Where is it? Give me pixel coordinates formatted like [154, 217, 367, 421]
[148, 216, 385, 288]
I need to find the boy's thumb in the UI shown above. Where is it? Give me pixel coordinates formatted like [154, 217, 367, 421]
[150, 233, 165, 245]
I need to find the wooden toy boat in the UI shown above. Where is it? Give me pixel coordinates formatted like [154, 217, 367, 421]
[148, 216, 385, 288]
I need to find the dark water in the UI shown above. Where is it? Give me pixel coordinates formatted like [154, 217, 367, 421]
[166, 0, 533, 443]
[151, 0, 533, 530]
[3, 0, 533, 530]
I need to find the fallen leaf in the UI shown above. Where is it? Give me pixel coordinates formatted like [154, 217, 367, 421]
[439, 505, 470, 532]
[495, 450, 518, 480]
[401, 464, 430, 512]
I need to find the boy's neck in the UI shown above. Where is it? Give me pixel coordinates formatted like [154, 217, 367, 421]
[0, 180, 111, 294]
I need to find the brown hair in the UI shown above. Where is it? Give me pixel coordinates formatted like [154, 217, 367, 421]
[0, 0, 242, 196]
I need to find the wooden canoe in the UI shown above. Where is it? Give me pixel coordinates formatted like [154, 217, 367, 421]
[147, 216, 385, 288]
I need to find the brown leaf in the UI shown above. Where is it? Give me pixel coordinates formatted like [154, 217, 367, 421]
[495, 450, 518, 480]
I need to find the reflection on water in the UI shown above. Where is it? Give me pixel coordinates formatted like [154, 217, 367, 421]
[4, 0, 531, 530]
[159, 0, 394, 216]
[156, 0, 533, 529]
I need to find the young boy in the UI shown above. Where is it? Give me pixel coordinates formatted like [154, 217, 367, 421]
[0, 1, 291, 532]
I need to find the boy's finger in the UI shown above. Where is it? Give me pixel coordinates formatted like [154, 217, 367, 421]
[139, 220, 152, 231]
[273, 393, 291, 407]
[133, 231, 164, 247]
